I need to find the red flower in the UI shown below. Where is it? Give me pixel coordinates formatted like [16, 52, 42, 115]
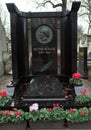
[47, 108, 51, 113]
[72, 73, 81, 79]
[15, 111, 21, 115]
[53, 103, 59, 108]
[70, 108, 76, 113]
[0, 92, 3, 96]
[2, 91, 8, 97]
[80, 108, 85, 115]
[80, 89, 86, 96]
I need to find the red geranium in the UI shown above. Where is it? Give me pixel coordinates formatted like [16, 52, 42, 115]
[2, 91, 8, 97]
[70, 108, 76, 113]
[15, 111, 21, 118]
[69, 72, 83, 86]
[0, 92, 3, 96]
[53, 103, 60, 108]
[80, 89, 86, 96]
[47, 108, 51, 113]
[80, 108, 85, 115]
[15, 111, 21, 116]
[72, 73, 81, 79]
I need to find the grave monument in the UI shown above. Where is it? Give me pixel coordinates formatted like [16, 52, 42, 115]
[6, 1, 80, 107]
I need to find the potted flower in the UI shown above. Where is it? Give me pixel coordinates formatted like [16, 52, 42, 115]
[0, 91, 12, 106]
[25, 103, 66, 129]
[69, 73, 83, 86]
[0, 108, 26, 130]
[69, 73, 84, 96]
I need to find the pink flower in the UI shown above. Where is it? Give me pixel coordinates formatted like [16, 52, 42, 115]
[80, 89, 86, 96]
[2, 91, 8, 97]
[16, 115, 20, 118]
[72, 73, 81, 79]
[2, 110, 9, 115]
[8, 111, 14, 115]
[13, 108, 17, 111]
[29, 103, 39, 112]
[70, 108, 76, 113]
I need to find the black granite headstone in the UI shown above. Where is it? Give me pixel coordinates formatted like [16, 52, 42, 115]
[32, 23, 57, 75]
[26, 76, 64, 98]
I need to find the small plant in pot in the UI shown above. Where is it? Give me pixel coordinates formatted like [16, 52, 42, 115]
[69, 73, 84, 96]
[69, 73, 83, 86]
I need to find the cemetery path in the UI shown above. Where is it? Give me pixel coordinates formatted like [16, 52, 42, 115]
[0, 75, 12, 91]
[83, 79, 91, 96]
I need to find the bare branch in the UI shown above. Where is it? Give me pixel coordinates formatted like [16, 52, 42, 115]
[36, 0, 63, 8]
[79, 13, 90, 17]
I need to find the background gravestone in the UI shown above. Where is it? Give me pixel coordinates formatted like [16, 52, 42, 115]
[79, 47, 88, 78]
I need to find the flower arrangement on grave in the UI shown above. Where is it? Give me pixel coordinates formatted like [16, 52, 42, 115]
[75, 89, 91, 104]
[24, 103, 91, 123]
[65, 107, 91, 123]
[0, 108, 25, 123]
[0, 91, 12, 106]
[69, 72, 83, 86]
[0, 103, 91, 123]
[25, 104, 91, 123]
[24, 103, 66, 121]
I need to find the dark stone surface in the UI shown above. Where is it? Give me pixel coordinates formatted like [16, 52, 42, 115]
[26, 76, 64, 98]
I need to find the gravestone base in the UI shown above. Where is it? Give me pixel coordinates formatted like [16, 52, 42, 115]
[21, 76, 66, 107]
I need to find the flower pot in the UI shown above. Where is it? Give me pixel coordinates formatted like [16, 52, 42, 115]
[0, 121, 26, 130]
[74, 85, 84, 96]
[27, 120, 65, 130]
[67, 121, 91, 129]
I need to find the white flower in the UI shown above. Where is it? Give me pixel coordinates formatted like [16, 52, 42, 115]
[29, 103, 39, 112]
